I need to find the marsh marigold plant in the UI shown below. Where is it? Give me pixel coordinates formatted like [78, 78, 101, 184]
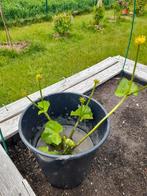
[135, 35, 146, 45]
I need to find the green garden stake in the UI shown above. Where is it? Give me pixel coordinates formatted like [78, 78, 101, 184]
[45, 0, 48, 14]
[0, 128, 8, 153]
[122, 0, 136, 74]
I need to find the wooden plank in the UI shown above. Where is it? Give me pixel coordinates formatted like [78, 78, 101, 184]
[1, 56, 147, 139]
[0, 57, 119, 123]
[1, 62, 122, 139]
[67, 62, 122, 93]
[0, 144, 35, 196]
[22, 179, 36, 196]
[115, 56, 147, 82]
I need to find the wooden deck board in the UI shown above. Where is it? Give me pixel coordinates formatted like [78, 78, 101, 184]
[1, 61, 122, 139]
[0, 144, 35, 196]
[115, 56, 147, 82]
[0, 57, 118, 123]
[0, 56, 146, 196]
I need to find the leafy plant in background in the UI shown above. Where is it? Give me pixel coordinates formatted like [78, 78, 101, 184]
[93, 0, 105, 26]
[1, 0, 95, 26]
[136, 0, 146, 16]
[53, 12, 73, 36]
[112, 0, 122, 20]
[25, 35, 146, 155]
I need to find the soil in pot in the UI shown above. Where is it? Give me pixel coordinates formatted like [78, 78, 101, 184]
[8, 77, 147, 196]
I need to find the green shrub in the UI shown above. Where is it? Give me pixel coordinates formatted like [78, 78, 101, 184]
[1, 0, 114, 25]
[93, 2, 105, 25]
[53, 12, 73, 35]
[112, 1, 121, 20]
[136, 0, 146, 16]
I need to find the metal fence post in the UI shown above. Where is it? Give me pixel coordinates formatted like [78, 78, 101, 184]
[45, 0, 48, 14]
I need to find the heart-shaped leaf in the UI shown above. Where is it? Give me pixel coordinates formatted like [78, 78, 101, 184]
[71, 105, 93, 121]
[41, 120, 63, 145]
[45, 120, 63, 134]
[41, 131, 62, 145]
[115, 78, 138, 97]
[38, 146, 60, 155]
[37, 100, 50, 115]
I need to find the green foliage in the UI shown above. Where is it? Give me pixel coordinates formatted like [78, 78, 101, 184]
[38, 146, 60, 155]
[1, 0, 94, 25]
[37, 100, 50, 115]
[41, 120, 63, 145]
[93, 5, 105, 25]
[0, 13, 147, 106]
[44, 120, 63, 134]
[53, 12, 73, 35]
[112, 1, 121, 20]
[71, 105, 93, 121]
[115, 78, 139, 97]
[136, 0, 146, 16]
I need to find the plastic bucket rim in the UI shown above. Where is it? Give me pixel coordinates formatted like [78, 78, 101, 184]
[18, 91, 110, 160]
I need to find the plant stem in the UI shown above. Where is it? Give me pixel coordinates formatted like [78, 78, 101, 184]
[38, 79, 51, 121]
[128, 84, 147, 96]
[26, 96, 38, 108]
[128, 45, 140, 93]
[38, 80, 43, 102]
[44, 112, 51, 121]
[69, 118, 80, 139]
[86, 83, 97, 106]
[26, 96, 51, 121]
[69, 82, 97, 139]
[75, 95, 128, 148]
[75, 45, 145, 149]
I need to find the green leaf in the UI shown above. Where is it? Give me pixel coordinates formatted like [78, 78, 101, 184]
[38, 146, 60, 155]
[41, 120, 63, 145]
[47, 133, 62, 145]
[70, 105, 93, 121]
[115, 78, 138, 97]
[41, 131, 62, 145]
[130, 82, 138, 96]
[37, 100, 50, 115]
[45, 120, 63, 134]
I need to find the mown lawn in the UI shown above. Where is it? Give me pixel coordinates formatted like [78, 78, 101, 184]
[0, 10, 147, 106]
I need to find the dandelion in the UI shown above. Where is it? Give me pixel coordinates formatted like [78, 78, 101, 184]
[135, 35, 146, 45]
[36, 74, 42, 81]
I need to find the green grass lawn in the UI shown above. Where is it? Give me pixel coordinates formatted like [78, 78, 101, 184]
[0, 10, 147, 106]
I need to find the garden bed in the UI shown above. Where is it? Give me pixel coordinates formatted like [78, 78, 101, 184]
[0, 42, 29, 52]
[8, 77, 147, 196]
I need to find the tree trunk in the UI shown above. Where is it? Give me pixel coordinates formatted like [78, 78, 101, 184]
[97, 0, 103, 7]
[0, 3, 13, 47]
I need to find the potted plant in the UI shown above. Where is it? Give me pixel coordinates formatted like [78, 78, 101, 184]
[19, 35, 146, 189]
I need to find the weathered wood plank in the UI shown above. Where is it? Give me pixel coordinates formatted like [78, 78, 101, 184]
[0, 144, 35, 196]
[1, 62, 122, 139]
[1, 56, 147, 139]
[0, 57, 118, 123]
[115, 56, 147, 82]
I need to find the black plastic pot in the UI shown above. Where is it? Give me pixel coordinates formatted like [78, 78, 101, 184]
[19, 92, 110, 189]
